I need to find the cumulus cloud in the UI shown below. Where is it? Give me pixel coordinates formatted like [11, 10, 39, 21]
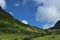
[14, 2, 20, 7]
[21, 20, 28, 24]
[33, 0, 60, 29]
[36, 6, 60, 23]
[0, 0, 6, 9]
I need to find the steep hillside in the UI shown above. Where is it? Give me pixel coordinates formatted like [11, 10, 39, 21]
[0, 6, 45, 36]
[0, 6, 60, 40]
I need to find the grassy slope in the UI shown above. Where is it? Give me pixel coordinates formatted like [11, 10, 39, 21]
[0, 7, 46, 40]
[0, 33, 60, 40]
[32, 34, 60, 40]
[0, 7, 60, 40]
[0, 7, 42, 32]
[0, 33, 30, 40]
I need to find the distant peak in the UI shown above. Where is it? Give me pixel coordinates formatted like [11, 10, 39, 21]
[0, 6, 2, 9]
[49, 20, 60, 29]
[53, 20, 60, 29]
[57, 20, 60, 23]
[0, 6, 3, 11]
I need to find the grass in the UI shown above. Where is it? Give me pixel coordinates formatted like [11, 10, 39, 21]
[32, 34, 60, 40]
[1, 7, 60, 40]
[0, 33, 60, 40]
[0, 33, 32, 40]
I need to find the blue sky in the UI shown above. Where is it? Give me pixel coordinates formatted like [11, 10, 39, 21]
[0, 0, 60, 29]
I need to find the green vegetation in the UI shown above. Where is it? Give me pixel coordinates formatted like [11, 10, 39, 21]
[0, 6, 46, 40]
[32, 34, 60, 40]
[0, 7, 60, 40]
[0, 33, 31, 40]
[0, 7, 43, 33]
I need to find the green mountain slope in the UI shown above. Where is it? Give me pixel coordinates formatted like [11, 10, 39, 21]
[32, 34, 60, 40]
[33, 20, 60, 40]
[0, 6, 60, 40]
[0, 6, 45, 38]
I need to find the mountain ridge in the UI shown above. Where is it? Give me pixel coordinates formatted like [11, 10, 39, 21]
[0, 6, 44, 35]
[49, 20, 60, 29]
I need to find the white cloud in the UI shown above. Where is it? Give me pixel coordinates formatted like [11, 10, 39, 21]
[43, 24, 54, 29]
[33, 0, 60, 29]
[36, 6, 60, 23]
[21, 20, 28, 24]
[0, 0, 6, 9]
[14, 2, 20, 7]
[9, 12, 13, 15]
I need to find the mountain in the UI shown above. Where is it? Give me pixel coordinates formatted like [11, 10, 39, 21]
[49, 20, 60, 29]
[47, 20, 60, 35]
[0, 6, 45, 36]
[1, 6, 60, 40]
[32, 21, 60, 40]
